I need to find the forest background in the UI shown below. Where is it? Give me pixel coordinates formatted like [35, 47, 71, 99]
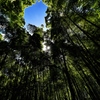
[0, 0, 100, 100]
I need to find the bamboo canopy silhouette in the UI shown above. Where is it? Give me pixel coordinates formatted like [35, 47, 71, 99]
[0, 0, 100, 100]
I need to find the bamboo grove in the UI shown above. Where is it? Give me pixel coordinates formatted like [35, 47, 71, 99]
[0, 0, 100, 100]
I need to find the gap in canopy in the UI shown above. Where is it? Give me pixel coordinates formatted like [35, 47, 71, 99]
[24, 0, 47, 31]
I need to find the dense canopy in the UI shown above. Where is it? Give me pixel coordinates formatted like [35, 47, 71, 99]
[0, 0, 100, 100]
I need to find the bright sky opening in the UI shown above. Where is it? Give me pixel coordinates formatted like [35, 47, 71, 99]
[24, 1, 47, 29]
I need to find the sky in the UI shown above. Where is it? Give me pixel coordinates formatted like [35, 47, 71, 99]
[24, 1, 47, 28]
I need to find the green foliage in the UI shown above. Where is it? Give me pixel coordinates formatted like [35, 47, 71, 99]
[0, 34, 2, 40]
[0, 0, 100, 100]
